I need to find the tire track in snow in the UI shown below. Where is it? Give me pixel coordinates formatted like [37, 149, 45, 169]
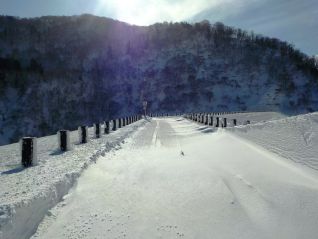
[218, 170, 279, 236]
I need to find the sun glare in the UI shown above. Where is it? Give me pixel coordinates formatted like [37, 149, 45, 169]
[96, 0, 154, 25]
[95, 0, 218, 26]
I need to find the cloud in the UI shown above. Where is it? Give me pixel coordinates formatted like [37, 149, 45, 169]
[190, 0, 318, 55]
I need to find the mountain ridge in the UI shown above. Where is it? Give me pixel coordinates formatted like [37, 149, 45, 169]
[0, 14, 317, 145]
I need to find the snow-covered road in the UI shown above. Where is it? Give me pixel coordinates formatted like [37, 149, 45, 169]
[32, 117, 318, 239]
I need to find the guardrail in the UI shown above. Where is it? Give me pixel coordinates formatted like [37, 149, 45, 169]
[21, 115, 142, 168]
[183, 112, 251, 128]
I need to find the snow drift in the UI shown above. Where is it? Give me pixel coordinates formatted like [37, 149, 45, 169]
[227, 112, 318, 171]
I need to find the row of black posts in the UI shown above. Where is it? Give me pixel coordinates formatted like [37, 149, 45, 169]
[184, 113, 239, 128]
[148, 113, 183, 117]
[21, 115, 142, 168]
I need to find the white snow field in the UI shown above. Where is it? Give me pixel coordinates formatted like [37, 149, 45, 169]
[20, 112, 318, 239]
[0, 120, 145, 239]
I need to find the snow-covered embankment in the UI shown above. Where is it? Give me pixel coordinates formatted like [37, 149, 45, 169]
[0, 120, 145, 239]
[227, 112, 318, 171]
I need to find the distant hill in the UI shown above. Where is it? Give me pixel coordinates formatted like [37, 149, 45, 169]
[0, 14, 317, 145]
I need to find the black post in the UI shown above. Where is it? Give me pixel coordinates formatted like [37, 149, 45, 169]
[112, 119, 117, 131]
[209, 116, 213, 126]
[223, 118, 227, 128]
[118, 118, 122, 128]
[205, 115, 209, 125]
[79, 126, 87, 144]
[104, 121, 110, 134]
[58, 130, 69, 151]
[216, 117, 219, 127]
[94, 123, 101, 138]
[21, 137, 37, 167]
[233, 119, 237, 126]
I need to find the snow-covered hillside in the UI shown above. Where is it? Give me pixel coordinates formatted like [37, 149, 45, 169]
[0, 15, 318, 145]
[2, 112, 318, 239]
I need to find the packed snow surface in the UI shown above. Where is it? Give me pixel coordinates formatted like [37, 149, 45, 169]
[25, 113, 318, 239]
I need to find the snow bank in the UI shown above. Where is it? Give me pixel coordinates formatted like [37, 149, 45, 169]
[227, 112, 318, 171]
[220, 111, 286, 126]
[0, 120, 145, 239]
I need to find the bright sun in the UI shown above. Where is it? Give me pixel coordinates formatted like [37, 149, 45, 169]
[95, 0, 215, 26]
[96, 0, 156, 25]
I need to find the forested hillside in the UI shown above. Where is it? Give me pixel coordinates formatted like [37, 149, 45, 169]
[0, 14, 317, 145]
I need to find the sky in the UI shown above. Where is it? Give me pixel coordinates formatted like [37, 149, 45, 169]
[0, 0, 317, 56]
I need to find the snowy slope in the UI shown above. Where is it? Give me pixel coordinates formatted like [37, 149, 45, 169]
[0, 120, 145, 239]
[227, 112, 318, 171]
[28, 114, 318, 239]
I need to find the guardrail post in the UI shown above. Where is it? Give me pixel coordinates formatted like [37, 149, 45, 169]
[216, 117, 220, 127]
[78, 126, 88, 144]
[58, 130, 70, 151]
[104, 121, 110, 134]
[223, 118, 227, 128]
[209, 116, 213, 126]
[112, 119, 117, 131]
[94, 123, 101, 138]
[21, 137, 37, 167]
